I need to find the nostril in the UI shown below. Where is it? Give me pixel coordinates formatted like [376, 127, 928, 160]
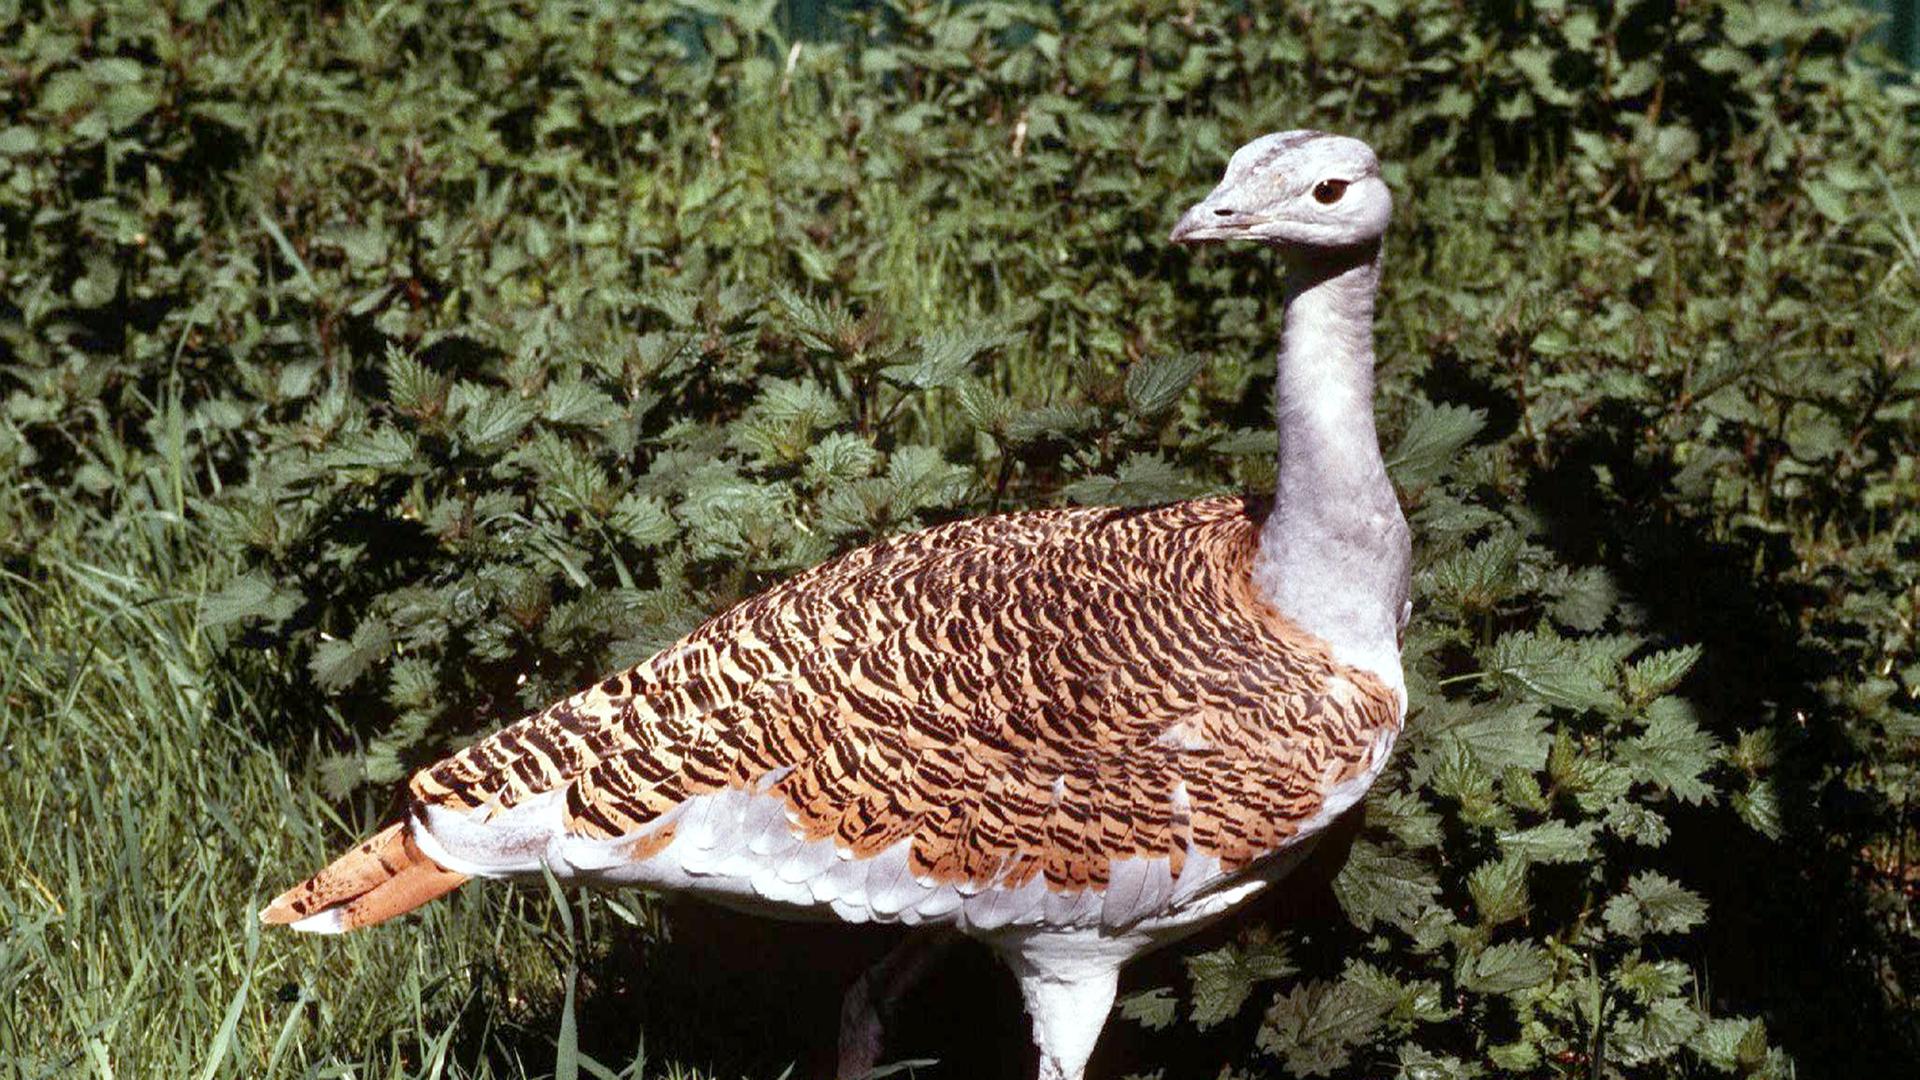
[1212, 208, 1235, 217]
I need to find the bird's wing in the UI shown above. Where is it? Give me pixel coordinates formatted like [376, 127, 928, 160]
[293, 496, 1400, 931]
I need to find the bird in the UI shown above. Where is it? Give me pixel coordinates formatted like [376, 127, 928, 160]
[262, 130, 1411, 1080]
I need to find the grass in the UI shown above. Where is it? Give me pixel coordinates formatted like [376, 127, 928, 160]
[0, 464, 691, 1080]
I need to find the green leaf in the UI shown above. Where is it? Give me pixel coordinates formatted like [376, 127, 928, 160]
[459, 390, 538, 452]
[1424, 532, 1524, 611]
[1061, 455, 1202, 507]
[608, 493, 677, 548]
[1624, 646, 1702, 705]
[1117, 987, 1177, 1032]
[1734, 776, 1784, 840]
[1620, 697, 1720, 804]
[1006, 403, 1103, 444]
[309, 620, 393, 692]
[1433, 702, 1552, 775]
[1605, 872, 1709, 939]
[1257, 977, 1388, 1076]
[730, 378, 843, 465]
[1185, 935, 1295, 1029]
[1612, 996, 1702, 1066]
[0, 126, 39, 156]
[1548, 730, 1634, 811]
[384, 348, 448, 419]
[541, 379, 623, 428]
[1546, 565, 1618, 632]
[326, 427, 419, 470]
[885, 445, 973, 517]
[1483, 629, 1617, 713]
[526, 433, 613, 516]
[1615, 956, 1691, 1003]
[198, 572, 301, 628]
[1467, 857, 1529, 926]
[1334, 839, 1440, 933]
[1387, 399, 1486, 487]
[803, 432, 880, 485]
[1691, 1016, 1768, 1071]
[884, 327, 1007, 390]
[1124, 353, 1205, 418]
[1458, 940, 1553, 995]
[1497, 819, 1597, 865]
[1393, 1046, 1479, 1080]
[774, 287, 857, 353]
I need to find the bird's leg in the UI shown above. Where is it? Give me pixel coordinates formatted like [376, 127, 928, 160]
[838, 929, 957, 1079]
[1003, 944, 1122, 1080]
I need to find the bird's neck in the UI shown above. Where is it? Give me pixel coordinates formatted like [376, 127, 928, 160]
[1253, 245, 1410, 682]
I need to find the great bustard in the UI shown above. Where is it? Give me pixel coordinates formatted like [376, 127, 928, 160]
[264, 130, 1410, 1080]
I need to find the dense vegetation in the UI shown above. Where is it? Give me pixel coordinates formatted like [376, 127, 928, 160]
[3, 1, 1916, 1077]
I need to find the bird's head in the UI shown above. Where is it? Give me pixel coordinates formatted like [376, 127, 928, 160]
[1169, 131, 1390, 253]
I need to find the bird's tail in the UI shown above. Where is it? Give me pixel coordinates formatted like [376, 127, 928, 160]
[260, 820, 470, 933]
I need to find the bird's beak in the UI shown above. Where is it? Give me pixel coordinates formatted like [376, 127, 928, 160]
[1169, 192, 1261, 245]
[1168, 204, 1212, 245]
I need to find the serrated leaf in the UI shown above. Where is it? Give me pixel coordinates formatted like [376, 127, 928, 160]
[1434, 701, 1552, 775]
[1630, 872, 1710, 935]
[1185, 936, 1295, 1029]
[1734, 776, 1784, 840]
[525, 432, 612, 516]
[1124, 353, 1205, 418]
[1334, 839, 1440, 932]
[1547, 565, 1618, 631]
[1459, 940, 1553, 995]
[774, 286, 857, 353]
[1006, 403, 1102, 444]
[1424, 532, 1523, 611]
[1210, 427, 1276, 456]
[326, 426, 419, 470]
[885, 445, 973, 516]
[884, 327, 1007, 390]
[198, 572, 301, 628]
[541, 379, 623, 428]
[608, 493, 677, 548]
[459, 392, 537, 452]
[802, 432, 880, 484]
[730, 378, 844, 465]
[1483, 629, 1617, 712]
[1620, 697, 1719, 804]
[1624, 645, 1702, 704]
[1486, 1040, 1538, 1070]
[1606, 801, 1672, 846]
[1615, 956, 1691, 1003]
[1393, 1046, 1479, 1080]
[1061, 455, 1202, 507]
[1258, 977, 1388, 1076]
[309, 620, 392, 692]
[1498, 819, 1597, 864]
[1387, 399, 1486, 486]
[1606, 872, 1709, 940]
[1467, 857, 1529, 926]
[1117, 988, 1177, 1032]
[1691, 1016, 1766, 1071]
[1612, 996, 1702, 1065]
[384, 347, 448, 418]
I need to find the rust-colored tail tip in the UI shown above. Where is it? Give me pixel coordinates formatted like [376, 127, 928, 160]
[257, 820, 469, 934]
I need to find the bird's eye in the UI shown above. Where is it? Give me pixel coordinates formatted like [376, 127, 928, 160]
[1312, 179, 1349, 205]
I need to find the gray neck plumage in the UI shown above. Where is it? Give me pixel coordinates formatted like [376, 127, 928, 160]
[1252, 244, 1411, 682]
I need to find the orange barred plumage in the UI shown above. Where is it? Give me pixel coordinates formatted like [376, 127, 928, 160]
[264, 495, 1400, 930]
